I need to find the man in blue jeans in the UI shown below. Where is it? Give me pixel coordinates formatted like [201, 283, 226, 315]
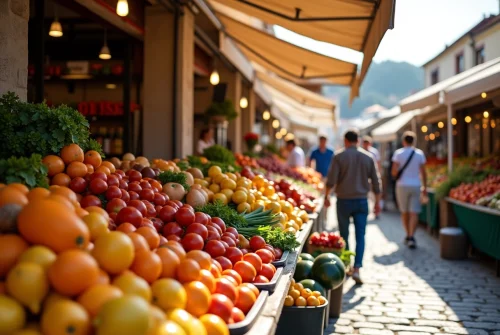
[324, 129, 381, 284]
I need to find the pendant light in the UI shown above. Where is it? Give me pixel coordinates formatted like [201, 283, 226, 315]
[49, 6, 63, 37]
[116, 0, 129, 17]
[262, 110, 270, 120]
[239, 97, 248, 109]
[99, 29, 111, 60]
[210, 70, 220, 85]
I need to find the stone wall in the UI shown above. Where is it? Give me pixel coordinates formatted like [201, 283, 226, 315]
[0, 0, 29, 100]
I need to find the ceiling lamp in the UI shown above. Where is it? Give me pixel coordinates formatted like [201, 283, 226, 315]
[280, 128, 287, 135]
[451, 118, 457, 125]
[49, 6, 63, 37]
[481, 92, 487, 99]
[209, 70, 220, 85]
[276, 132, 282, 139]
[429, 133, 436, 141]
[465, 116, 472, 123]
[116, 0, 129, 17]
[483, 111, 489, 118]
[240, 97, 248, 109]
[272, 120, 280, 129]
[263, 110, 270, 120]
[437, 122, 444, 129]
[421, 125, 428, 133]
[99, 29, 111, 60]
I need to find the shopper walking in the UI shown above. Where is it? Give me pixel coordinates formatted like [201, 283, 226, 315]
[308, 135, 334, 178]
[362, 136, 382, 219]
[391, 131, 427, 249]
[286, 139, 305, 168]
[324, 130, 381, 284]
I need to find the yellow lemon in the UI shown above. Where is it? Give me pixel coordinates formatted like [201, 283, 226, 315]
[6, 262, 48, 314]
[199, 314, 229, 335]
[152, 321, 187, 335]
[231, 190, 247, 204]
[0, 295, 26, 334]
[112, 271, 152, 303]
[212, 193, 228, 205]
[219, 189, 233, 202]
[164, 309, 198, 335]
[236, 202, 251, 214]
[95, 295, 150, 335]
[151, 278, 187, 311]
[18, 246, 57, 271]
[212, 174, 227, 185]
[295, 296, 307, 307]
[225, 173, 237, 181]
[208, 166, 222, 178]
[220, 179, 236, 191]
[209, 184, 221, 194]
[83, 212, 110, 241]
[147, 306, 167, 335]
[284, 295, 294, 307]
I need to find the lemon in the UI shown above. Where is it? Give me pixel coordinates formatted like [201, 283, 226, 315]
[153, 321, 187, 335]
[212, 193, 228, 205]
[164, 309, 197, 335]
[18, 246, 57, 271]
[147, 305, 167, 334]
[6, 262, 48, 314]
[236, 202, 251, 214]
[209, 184, 221, 194]
[220, 179, 236, 191]
[307, 296, 320, 306]
[0, 295, 26, 334]
[151, 279, 186, 311]
[95, 295, 150, 335]
[289, 289, 300, 300]
[112, 272, 152, 303]
[41, 300, 90, 335]
[208, 166, 222, 178]
[189, 317, 207, 335]
[284, 295, 294, 307]
[231, 190, 247, 205]
[225, 173, 237, 181]
[295, 296, 307, 307]
[83, 212, 110, 241]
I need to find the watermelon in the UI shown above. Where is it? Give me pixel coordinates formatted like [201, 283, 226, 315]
[300, 253, 315, 262]
[312, 253, 345, 290]
[293, 260, 314, 282]
[299, 279, 326, 296]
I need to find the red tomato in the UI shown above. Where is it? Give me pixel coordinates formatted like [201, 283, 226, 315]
[214, 278, 237, 302]
[90, 172, 107, 181]
[151, 218, 163, 232]
[253, 275, 270, 284]
[208, 294, 234, 323]
[144, 201, 157, 218]
[243, 253, 263, 273]
[221, 236, 236, 248]
[259, 263, 276, 281]
[106, 174, 119, 186]
[159, 205, 177, 223]
[172, 200, 183, 208]
[139, 218, 154, 229]
[139, 189, 155, 202]
[194, 212, 209, 225]
[89, 178, 108, 194]
[120, 189, 130, 202]
[226, 227, 239, 240]
[233, 261, 257, 283]
[206, 230, 221, 242]
[105, 185, 122, 200]
[211, 259, 223, 273]
[162, 222, 183, 237]
[153, 193, 166, 206]
[128, 200, 147, 217]
[207, 222, 223, 236]
[185, 223, 208, 240]
[176, 208, 195, 227]
[126, 170, 142, 182]
[255, 249, 274, 264]
[116, 206, 143, 227]
[80, 195, 102, 208]
[240, 249, 249, 255]
[115, 170, 125, 178]
[119, 180, 128, 190]
[128, 182, 142, 193]
[69, 177, 87, 194]
[231, 307, 245, 323]
[274, 248, 283, 260]
[211, 218, 226, 233]
[181, 233, 204, 251]
[182, 204, 194, 212]
[222, 232, 237, 242]
[225, 247, 243, 265]
[139, 181, 152, 190]
[204, 240, 226, 258]
[165, 200, 180, 210]
[263, 245, 276, 260]
[106, 198, 127, 214]
[129, 191, 139, 201]
[215, 256, 232, 271]
[249, 236, 266, 251]
[167, 234, 181, 242]
[220, 241, 229, 250]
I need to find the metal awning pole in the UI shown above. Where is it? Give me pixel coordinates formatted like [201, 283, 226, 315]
[447, 102, 453, 172]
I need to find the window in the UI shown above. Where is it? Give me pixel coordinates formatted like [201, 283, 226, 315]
[455, 52, 465, 74]
[475, 46, 485, 65]
[430, 69, 439, 85]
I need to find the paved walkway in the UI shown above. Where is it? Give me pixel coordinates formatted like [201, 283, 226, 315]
[325, 210, 500, 335]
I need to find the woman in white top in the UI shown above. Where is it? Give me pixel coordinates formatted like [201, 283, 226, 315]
[197, 128, 215, 155]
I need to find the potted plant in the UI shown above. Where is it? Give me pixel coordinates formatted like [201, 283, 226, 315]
[244, 132, 259, 153]
[204, 100, 238, 123]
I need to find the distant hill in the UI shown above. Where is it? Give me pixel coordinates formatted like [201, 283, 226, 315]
[323, 60, 424, 118]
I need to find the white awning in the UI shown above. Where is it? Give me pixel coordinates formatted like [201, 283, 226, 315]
[372, 110, 416, 142]
[253, 78, 272, 106]
[219, 33, 254, 81]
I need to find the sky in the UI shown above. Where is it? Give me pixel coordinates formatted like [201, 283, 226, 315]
[274, 0, 499, 67]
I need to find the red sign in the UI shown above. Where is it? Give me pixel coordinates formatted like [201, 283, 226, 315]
[78, 101, 140, 117]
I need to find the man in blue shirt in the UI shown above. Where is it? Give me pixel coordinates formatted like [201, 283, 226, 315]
[308, 136, 334, 177]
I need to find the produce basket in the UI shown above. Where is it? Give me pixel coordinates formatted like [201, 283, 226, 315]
[307, 244, 343, 256]
[229, 291, 269, 335]
[272, 250, 289, 267]
[253, 267, 283, 292]
[276, 301, 329, 335]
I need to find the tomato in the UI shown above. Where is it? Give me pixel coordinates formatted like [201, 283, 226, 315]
[185, 223, 208, 240]
[226, 227, 239, 240]
[165, 201, 180, 210]
[119, 180, 128, 190]
[176, 208, 195, 227]
[81, 195, 102, 208]
[116, 206, 143, 227]
[206, 230, 221, 242]
[256, 249, 274, 264]
[181, 233, 204, 251]
[215, 256, 232, 271]
[162, 222, 183, 237]
[207, 222, 223, 236]
[222, 269, 242, 286]
[208, 293, 234, 323]
[120, 189, 130, 202]
[240, 249, 249, 255]
[222, 232, 236, 242]
[194, 212, 209, 225]
[106, 198, 127, 214]
[151, 218, 163, 233]
[220, 241, 229, 250]
[69, 177, 87, 194]
[139, 189, 155, 202]
[182, 204, 194, 212]
[253, 275, 269, 284]
[144, 201, 157, 218]
[128, 182, 142, 193]
[274, 248, 283, 260]
[263, 245, 276, 259]
[167, 234, 181, 242]
[225, 247, 243, 265]
[128, 200, 147, 217]
[107, 174, 120, 187]
[243, 253, 263, 272]
[211, 218, 226, 233]
[249, 236, 266, 251]
[214, 277, 237, 302]
[139, 181, 152, 190]
[153, 193, 166, 206]
[105, 185, 122, 200]
[232, 307, 245, 323]
[172, 200, 183, 208]
[90, 172, 107, 181]
[259, 263, 275, 281]
[221, 236, 236, 248]
[159, 235, 168, 245]
[233, 261, 257, 283]
[159, 205, 177, 223]
[204, 240, 225, 258]
[90, 178, 108, 194]
[126, 170, 142, 182]
[129, 191, 139, 201]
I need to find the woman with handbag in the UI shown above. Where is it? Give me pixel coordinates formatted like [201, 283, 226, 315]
[391, 131, 428, 249]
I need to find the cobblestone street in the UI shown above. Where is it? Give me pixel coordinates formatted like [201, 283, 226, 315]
[326, 211, 500, 335]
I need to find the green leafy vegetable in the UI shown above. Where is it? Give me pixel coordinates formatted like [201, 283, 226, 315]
[253, 227, 299, 251]
[203, 145, 236, 165]
[158, 171, 190, 191]
[176, 160, 190, 171]
[196, 201, 247, 228]
[0, 154, 49, 188]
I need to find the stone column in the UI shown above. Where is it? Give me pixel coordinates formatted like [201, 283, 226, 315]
[241, 89, 256, 149]
[0, 0, 29, 100]
[227, 72, 242, 153]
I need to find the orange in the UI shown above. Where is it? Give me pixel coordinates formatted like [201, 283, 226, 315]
[0, 234, 29, 277]
[117, 222, 136, 233]
[42, 155, 65, 177]
[75, 207, 89, 218]
[113, 271, 152, 302]
[66, 162, 88, 179]
[185, 250, 211, 271]
[210, 263, 222, 279]
[92, 231, 135, 275]
[284, 295, 294, 307]
[86, 164, 94, 174]
[0, 186, 28, 207]
[7, 183, 29, 195]
[18, 199, 90, 252]
[156, 248, 180, 279]
[306, 296, 320, 306]
[300, 288, 312, 299]
[77, 284, 123, 317]
[243, 253, 263, 273]
[83, 213, 109, 241]
[199, 314, 229, 335]
[51, 173, 71, 187]
[176, 259, 201, 283]
[151, 278, 186, 311]
[222, 276, 238, 287]
[41, 299, 90, 335]
[289, 289, 300, 300]
[233, 261, 257, 283]
[240, 283, 259, 298]
[183, 281, 211, 317]
[199, 269, 216, 293]
[148, 305, 167, 333]
[311, 291, 322, 298]
[128, 232, 150, 253]
[48, 249, 99, 296]
[60, 144, 84, 165]
[84, 150, 102, 168]
[162, 242, 186, 261]
[318, 296, 327, 305]
[46, 194, 74, 211]
[43, 292, 66, 311]
[152, 320, 187, 335]
[131, 251, 162, 284]
[27, 187, 50, 202]
[95, 165, 111, 175]
[96, 269, 110, 285]
[101, 161, 116, 173]
[295, 296, 307, 306]
[214, 278, 237, 303]
[221, 270, 242, 286]
[50, 186, 79, 205]
[84, 206, 110, 221]
[235, 286, 256, 314]
[136, 226, 160, 250]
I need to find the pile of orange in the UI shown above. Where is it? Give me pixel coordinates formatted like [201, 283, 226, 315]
[0, 183, 232, 335]
[284, 279, 327, 307]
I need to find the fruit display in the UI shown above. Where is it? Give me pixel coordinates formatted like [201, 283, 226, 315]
[235, 154, 259, 169]
[308, 232, 345, 250]
[449, 174, 500, 209]
[292, 253, 345, 291]
[284, 278, 327, 307]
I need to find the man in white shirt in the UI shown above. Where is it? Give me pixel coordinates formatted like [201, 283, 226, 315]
[286, 139, 305, 168]
[391, 131, 427, 249]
